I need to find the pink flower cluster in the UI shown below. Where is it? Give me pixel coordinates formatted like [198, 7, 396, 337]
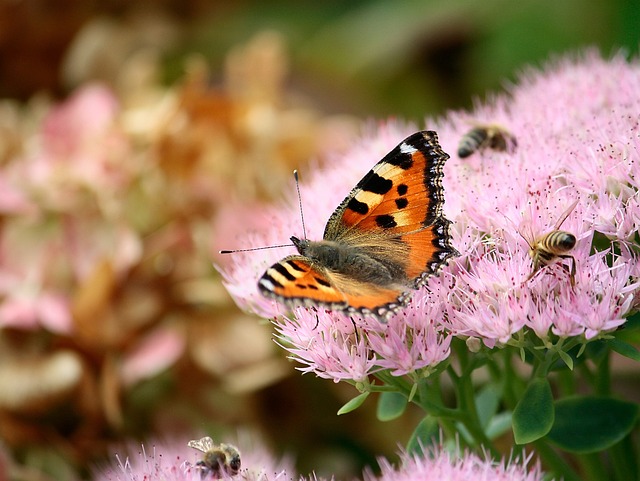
[95, 434, 294, 481]
[220, 51, 639, 380]
[96, 436, 548, 481]
[365, 447, 546, 481]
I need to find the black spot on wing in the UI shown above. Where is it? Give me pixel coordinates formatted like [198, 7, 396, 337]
[273, 263, 296, 281]
[260, 274, 283, 289]
[396, 184, 408, 196]
[286, 259, 306, 272]
[379, 135, 424, 170]
[358, 172, 392, 194]
[386, 152, 413, 170]
[375, 214, 397, 229]
[395, 198, 408, 209]
[314, 276, 331, 288]
[346, 197, 369, 215]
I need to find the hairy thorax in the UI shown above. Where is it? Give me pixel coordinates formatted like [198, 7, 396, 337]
[291, 236, 408, 287]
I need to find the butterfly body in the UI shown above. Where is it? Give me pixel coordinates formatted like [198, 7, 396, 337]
[291, 235, 410, 288]
[258, 131, 457, 320]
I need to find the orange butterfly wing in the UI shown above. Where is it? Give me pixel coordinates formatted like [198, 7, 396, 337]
[324, 130, 456, 285]
[258, 130, 457, 318]
[259, 255, 407, 314]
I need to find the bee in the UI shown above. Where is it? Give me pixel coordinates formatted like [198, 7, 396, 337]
[187, 436, 241, 479]
[458, 124, 517, 158]
[523, 200, 578, 285]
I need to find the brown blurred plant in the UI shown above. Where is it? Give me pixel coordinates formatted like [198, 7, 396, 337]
[0, 24, 359, 478]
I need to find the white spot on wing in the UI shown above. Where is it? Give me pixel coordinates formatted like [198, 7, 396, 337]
[399, 142, 417, 154]
[259, 278, 275, 290]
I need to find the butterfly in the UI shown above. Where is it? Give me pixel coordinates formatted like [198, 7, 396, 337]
[258, 130, 458, 320]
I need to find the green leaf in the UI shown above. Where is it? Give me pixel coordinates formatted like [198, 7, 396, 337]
[608, 338, 640, 362]
[475, 384, 501, 429]
[376, 391, 407, 421]
[616, 310, 640, 344]
[337, 392, 369, 415]
[549, 344, 582, 371]
[406, 416, 439, 455]
[408, 382, 418, 402]
[512, 378, 554, 444]
[557, 349, 574, 370]
[548, 396, 639, 453]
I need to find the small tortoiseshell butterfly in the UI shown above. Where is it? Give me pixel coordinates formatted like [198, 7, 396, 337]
[258, 130, 458, 320]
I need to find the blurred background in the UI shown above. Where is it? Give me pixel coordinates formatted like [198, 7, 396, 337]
[0, 1, 638, 480]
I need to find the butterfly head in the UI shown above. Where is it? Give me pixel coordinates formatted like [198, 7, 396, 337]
[291, 235, 309, 254]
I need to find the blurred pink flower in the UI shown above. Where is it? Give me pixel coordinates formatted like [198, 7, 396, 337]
[41, 83, 119, 158]
[363, 446, 548, 481]
[95, 433, 294, 481]
[12, 82, 133, 212]
[220, 51, 640, 373]
[0, 290, 71, 333]
[0, 222, 73, 333]
[0, 175, 36, 216]
[120, 325, 186, 387]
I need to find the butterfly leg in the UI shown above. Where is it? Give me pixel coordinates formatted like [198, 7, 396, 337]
[349, 316, 360, 344]
[310, 307, 319, 330]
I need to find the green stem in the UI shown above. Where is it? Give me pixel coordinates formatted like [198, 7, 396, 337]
[374, 370, 457, 418]
[577, 360, 596, 387]
[556, 368, 576, 397]
[610, 434, 638, 481]
[576, 453, 608, 481]
[594, 348, 611, 396]
[446, 356, 500, 458]
[532, 441, 583, 481]
[501, 348, 520, 409]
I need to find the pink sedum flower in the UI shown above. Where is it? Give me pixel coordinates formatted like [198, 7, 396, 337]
[220, 51, 640, 378]
[273, 300, 451, 382]
[363, 446, 549, 481]
[366, 299, 451, 377]
[96, 433, 294, 481]
[274, 308, 379, 382]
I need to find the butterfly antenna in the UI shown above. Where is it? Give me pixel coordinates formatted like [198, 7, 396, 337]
[294, 170, 308, 240]
[219, 243, 293, 254]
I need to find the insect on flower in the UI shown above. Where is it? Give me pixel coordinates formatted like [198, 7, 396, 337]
[221, 131, 458, 321]
[522, 200, 579, 286]
[457, 124, 517, 158]
[187, 436, 241, 479]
